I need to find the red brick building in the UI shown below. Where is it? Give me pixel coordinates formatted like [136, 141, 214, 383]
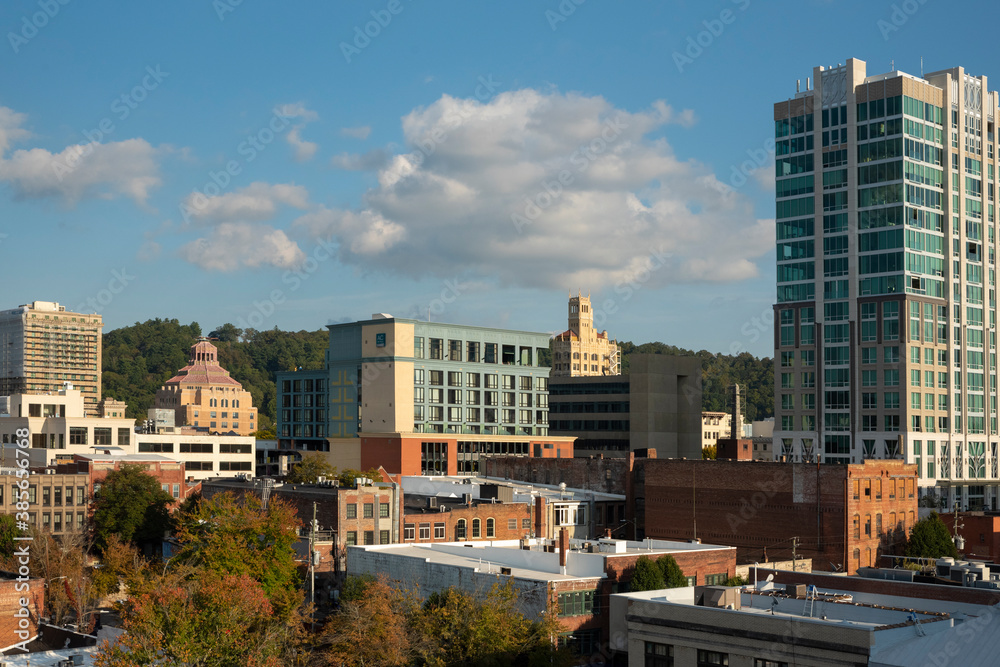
[402, 497, 535, 544]
[637, 458, 917, 574]
[941, 512, 1000, 562]
[0, 575, 43, 652]
[58, 453, 200, 508]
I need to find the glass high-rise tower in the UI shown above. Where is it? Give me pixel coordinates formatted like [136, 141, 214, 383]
[773, 58, 999, 510]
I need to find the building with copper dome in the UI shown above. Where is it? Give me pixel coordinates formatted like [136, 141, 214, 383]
[154, 340, 258, 436]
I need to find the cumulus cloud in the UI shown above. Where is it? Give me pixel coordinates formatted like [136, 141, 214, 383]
[340, 125, 371, 140]
[292, 89, 772, 289]
[178, 222, 306, 272]
[0, 105, 163, 205]
[276, 102, 319, 162]
[180, 182, 309, 225]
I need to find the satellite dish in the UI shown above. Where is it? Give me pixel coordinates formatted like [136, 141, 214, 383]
[766, 574, 774, 583]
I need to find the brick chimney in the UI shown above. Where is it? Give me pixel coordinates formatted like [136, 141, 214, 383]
[559, 527, 569, 569]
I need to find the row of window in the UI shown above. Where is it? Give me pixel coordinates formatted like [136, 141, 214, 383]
[414, 338, 545, 367]
[414, 388, 549, 408]
[21, 511, 88, 533]
[345, 502, 392, 519]
[1, 485, 87, 506]
[281, 378, 327, 394]
[403, 517, 532, 541]
[345, 530, 391, 545]
[415, 369, 548, 391]
[415, 406, 546, 425]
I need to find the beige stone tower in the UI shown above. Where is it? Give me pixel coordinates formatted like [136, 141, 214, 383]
[551, 292, 620, 377]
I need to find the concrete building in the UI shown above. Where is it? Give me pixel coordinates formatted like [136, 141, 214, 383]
[610, 573, 1000, 667]
[549, 354, 702, 458]
[700, 411, 731, 449]
[0, 467, 91, 535]
[276, 313, 574, 474]
[636, 458, 918, 574]
[134, 429, 254, 481]
[772, 57, 1000, 511]
[0, 386, 134, 466]
[154, 340, 258, 436]
[551, 292, 619, 377]
[348, 536, 736, 661]
[401, 475, 626, 541]
[0, 301, 103, 416]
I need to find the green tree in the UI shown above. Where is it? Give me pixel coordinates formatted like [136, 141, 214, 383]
[905, 511, 959, 559]
[630, 555, 666, 591]
[286, 452, 338, 484]
[173, 492, 302, 619]
[0, 514, 19, 559]
[91, 464, 175, 552]
[702, 445, 717, 460]
[656, 555, 689, 588]
[338, 467, 386, 487]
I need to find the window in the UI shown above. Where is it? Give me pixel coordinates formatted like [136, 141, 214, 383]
[346, 531, 357, 546]
[697, 650, 729, 666]
[486, 518, 495, 538]
[704, 573, 728, 586]
[434, 522, 445, 539]
[380, 530, 390, 544]
[363, 503, 374, 518]
[523, 518, 531, 529]
[379, 502, 390, 518]
[456, 519, 467, 539]
[364, 531, 375, 545]
[346, 503, 357, 519]
[404, 524, 415, 540]
[557, 590, 596, 617]
[419, 523, 430, 540]
[472, 518, 481, 538]
[508, 518, 517, 531]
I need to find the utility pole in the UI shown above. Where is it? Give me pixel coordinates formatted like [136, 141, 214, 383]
[310, 502, 318, 631]
[792, 536, 799, 571]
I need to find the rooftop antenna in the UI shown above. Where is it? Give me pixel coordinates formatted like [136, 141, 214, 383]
[890, 59, 895, 72]
[920, 56, 924, 78]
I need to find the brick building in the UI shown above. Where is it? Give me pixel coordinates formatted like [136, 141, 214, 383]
[57, 453, 200, 508]
[348, 536, 736, 660]
[202, 473, 401, 574]
[940, 511, 1000, 562]
[402, 475, 626, 541]
[0, 574, 44, 652]
[483, 453, 641, 496]
[402, 495, 534, 544]
[637, 458, 917, 574]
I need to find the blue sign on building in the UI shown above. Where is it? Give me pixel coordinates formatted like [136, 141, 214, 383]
[376, 333, 386, 347]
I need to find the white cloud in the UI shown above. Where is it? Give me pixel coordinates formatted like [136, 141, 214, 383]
[340, 125, 371, 140]
[293, 89, 772, 289]
[178, 222, 306, 272]
[331, 148, 389, 171]
[181, 182, 309, 225]
[276, 102, 318, 162]
[0, 105, 162, 205]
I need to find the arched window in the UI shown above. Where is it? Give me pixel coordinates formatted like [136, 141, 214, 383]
[486, 518, 495, 538]
[456, 519, 466, 540]
[472, 519, 481, 538]
[591, 353, 598, 360]
[234, 399, 239, 408]
[852, 514, 860, 539]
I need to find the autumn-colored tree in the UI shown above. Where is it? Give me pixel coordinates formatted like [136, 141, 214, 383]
[321, 575, 415, 667]
[286, 452, 338, 484]
[95, 571, 298, 667]
[30, 531, 99, 628]
[173, 492, 303, 619]
[91, 534, 147, 599]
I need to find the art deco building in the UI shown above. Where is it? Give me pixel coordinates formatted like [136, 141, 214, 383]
[773, 57, 1000, 510]
[0, 301, 102, 416]
[154, 340, 257, 436]
[551, 293, 619, 377]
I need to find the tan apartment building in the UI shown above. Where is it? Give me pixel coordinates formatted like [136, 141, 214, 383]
[154, 340, 258, 436]
[552, 293, 620, 377]
[773, 57, 1000, 512]
[0, 301, 102, 416]
[701, 411, 731, 449]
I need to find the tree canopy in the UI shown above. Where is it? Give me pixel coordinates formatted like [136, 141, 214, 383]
[905, 511, 959, 559]
[286, 452, 338, 484]
[91, 464, 175, 552]
[630, 555, 690, 592]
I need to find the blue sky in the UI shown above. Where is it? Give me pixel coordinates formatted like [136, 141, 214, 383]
[0, 0, 991, 358]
